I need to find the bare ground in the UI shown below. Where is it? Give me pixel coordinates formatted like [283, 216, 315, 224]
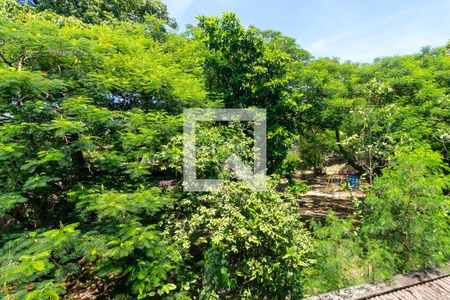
[295, 163, 366, 219]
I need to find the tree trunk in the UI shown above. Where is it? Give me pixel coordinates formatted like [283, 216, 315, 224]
[334, 127, 364, 173]
[68, 133, 88, 180]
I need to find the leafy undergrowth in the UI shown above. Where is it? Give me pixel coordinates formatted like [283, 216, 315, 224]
[303, 147, 450, 296]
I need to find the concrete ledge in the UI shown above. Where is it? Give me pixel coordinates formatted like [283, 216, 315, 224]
[306, 264, 450, 300]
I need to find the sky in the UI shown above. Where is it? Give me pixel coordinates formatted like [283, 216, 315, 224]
[163, 0, 450, 63]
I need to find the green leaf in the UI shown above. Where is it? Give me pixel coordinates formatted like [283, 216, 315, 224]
[32, 260, 46, 271]
[162, 283, 176, 294]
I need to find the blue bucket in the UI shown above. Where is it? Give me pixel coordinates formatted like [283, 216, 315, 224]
[347, 174, 360, 188]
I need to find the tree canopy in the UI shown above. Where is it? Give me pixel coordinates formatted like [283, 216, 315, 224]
[22, 0, 176, 25]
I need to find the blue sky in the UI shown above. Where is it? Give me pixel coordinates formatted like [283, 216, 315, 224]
[163, 0, 450, 62]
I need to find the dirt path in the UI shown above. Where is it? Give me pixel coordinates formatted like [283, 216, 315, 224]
[295, 166, 366, 219]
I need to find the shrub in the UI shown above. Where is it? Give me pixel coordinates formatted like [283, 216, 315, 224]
[362, 147, 450, 272]
[303, 213, 365, 296]
[165, 180, 313, 299]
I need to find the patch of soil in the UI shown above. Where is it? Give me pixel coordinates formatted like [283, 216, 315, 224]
[64, 259, 121, 300]
[295, 163, 366, 219]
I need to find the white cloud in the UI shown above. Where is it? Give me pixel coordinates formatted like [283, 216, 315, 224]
[305, 6, 450, 62]
[307, 31, 351, 52]
[306, 10, 416, 53]
[164, 0, 195, 19]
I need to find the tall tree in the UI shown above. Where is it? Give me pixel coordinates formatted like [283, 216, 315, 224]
[197, 12, 306, 173]
[22, 0, 176, 26]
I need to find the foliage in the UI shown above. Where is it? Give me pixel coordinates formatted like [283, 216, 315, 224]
[362, 147, 450, 272]
[197, 12, 308, 174]
[0, 4, 197, 298]
[0, 223, 80, 299]
[293, 49, 449, 175]
[297, 128, 336, 174]
[0, 1, 448, 299]
[304, 147, 450, 295]
[286, 180, 309, 197]
[303, 213, 365, 296]
[165, 180, 312, 299]
[25, 0, 176, 26]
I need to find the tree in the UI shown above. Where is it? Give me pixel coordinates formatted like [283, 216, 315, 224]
[362, 147, 450, 272]
[293, 45, 449, 177]
[0, 5, 200, 298]
[23, 0, 177, 26]
[197, 12, 306, 173]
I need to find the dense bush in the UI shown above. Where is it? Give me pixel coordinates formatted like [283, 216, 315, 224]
[165, 181, 312, 299]
[303, 213, 365, 296]
[362, 147, 450, 272]
[303, 147, 450, 295]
